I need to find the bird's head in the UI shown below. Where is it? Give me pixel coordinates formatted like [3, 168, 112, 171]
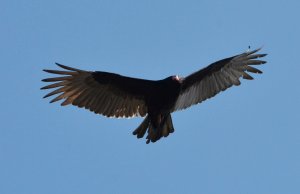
[172, 75, 182, 83]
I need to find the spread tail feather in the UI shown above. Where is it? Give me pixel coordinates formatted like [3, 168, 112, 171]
[132, 115, 150, 138]
[132, 114, 175, 144]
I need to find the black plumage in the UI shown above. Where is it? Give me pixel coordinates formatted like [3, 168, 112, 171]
[42, 48, 267, 143]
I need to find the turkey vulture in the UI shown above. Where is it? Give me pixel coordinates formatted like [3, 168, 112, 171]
[42, 48, 267, 144]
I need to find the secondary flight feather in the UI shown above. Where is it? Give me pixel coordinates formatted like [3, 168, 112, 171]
[42, 48, 267, 144]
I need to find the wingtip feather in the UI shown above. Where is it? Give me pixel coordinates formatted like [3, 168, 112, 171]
[55, 63, 83, 72]
[242, 72, 254, 80]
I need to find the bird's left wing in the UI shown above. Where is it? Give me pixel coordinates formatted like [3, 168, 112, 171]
[42, 63, 155, 118]
[173, 48, 267, 111]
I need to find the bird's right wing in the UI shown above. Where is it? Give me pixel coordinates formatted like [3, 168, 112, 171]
[173, 48, 267, 111]
[42, 63, 155, 118]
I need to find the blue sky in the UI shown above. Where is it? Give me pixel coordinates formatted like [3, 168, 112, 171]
[1, 0, 299, 193]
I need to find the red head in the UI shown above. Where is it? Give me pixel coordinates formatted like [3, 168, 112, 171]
[172, 75, 182, 83]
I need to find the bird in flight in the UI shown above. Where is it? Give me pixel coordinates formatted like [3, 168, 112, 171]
[42, 48, 267, 144]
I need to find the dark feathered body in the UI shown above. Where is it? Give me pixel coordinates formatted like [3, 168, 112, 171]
[145, 76, 181, 113]
[137, 77, 181, 143]
[42, 48, 267, 144]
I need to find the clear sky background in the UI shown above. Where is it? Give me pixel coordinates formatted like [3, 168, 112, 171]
[1, 0, 299, 194]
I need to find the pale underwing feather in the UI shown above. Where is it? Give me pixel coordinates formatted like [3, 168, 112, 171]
[42, 64, 148, 118]
[173, 48, 266, 111]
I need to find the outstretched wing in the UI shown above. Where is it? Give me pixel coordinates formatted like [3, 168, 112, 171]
[173, 48, 267, 111]
[42, 63, 155, 118]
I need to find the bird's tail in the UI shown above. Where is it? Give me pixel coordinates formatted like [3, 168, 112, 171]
[132, 114, 175, 144]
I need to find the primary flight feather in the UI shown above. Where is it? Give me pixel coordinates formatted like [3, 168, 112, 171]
[42, 48, 267, 144]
